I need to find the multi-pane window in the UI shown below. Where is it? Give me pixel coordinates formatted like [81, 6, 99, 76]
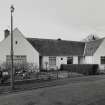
[49, 56, 56, 66]
[101, 56, 105, 64]
[6, 55, 27, 64]
[67, 56, 73, 64]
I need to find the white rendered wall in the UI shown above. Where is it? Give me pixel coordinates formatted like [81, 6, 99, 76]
[84, 56, 93, 64]
[73, 56, 78, 64]
[42, 56, 78, 70]
[0, 28, 39, 70]
[94, 39, 105, 64]
[56, 56, 67, 69]
[93, 38, 105, 70]
[78, 56, 85, 64]
[42, 56, 49, 70]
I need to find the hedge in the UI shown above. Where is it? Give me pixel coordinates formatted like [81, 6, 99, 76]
[60, 64, 98, 75]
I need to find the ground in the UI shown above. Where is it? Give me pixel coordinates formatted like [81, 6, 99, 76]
[1, 76, 105, 105]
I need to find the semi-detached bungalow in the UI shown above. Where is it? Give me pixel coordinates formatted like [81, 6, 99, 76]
[0, 28, 105, 71]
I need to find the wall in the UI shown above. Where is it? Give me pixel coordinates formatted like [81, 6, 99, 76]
[41, 56, 49, 70]
[42, 56, 78, 70]
[93, 38, 105, 71]
[73, 56, 78, 64]
[0, 28, 39, 71]
[78, 56, 85, 64]
[56, 56, 67, 69]
[84, 56, 93, 64]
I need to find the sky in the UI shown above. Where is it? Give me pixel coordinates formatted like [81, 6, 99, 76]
[0, 0, 105, 41]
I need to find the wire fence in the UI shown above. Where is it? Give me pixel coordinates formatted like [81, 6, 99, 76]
[0, 70, 83, 85]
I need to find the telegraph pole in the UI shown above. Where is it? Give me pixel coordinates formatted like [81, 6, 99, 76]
[10, 5, 14, 90]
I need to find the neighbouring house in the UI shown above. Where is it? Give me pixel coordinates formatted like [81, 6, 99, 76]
[0, 28, 105, 71]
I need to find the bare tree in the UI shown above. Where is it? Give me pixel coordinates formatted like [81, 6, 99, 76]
[82, 34, 100, 42]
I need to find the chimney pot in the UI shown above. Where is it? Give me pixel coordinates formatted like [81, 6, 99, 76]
[4, 29, 10, 38]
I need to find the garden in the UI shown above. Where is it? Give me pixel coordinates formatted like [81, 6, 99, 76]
[0, 62, 99, 85]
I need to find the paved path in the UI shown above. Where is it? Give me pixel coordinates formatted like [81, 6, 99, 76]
[0, 75, 105, 105]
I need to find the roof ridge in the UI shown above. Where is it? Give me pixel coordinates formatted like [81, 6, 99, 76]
[27, 37, 85, 56]
[26, 37, 84, 43]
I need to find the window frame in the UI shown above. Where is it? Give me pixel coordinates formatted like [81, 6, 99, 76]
[6, 55, 27, 64]
[49, 56, 56, 66]
[67, 56, 73, 64]
[101, 56, 105, 64]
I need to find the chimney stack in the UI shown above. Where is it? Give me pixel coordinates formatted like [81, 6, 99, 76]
[4, 29, 10, 38]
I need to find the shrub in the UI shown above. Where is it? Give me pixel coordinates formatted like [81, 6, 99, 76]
[60, 64, 98, 75]
[0, 62, 39, 81]
[0, 62, 39, 73]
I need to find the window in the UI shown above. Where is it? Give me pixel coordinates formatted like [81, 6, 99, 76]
[6, 55, 27, 64]
[101, 56, 105, 64]
[49, 56, 56, 66]
[15, 41, 18, 44]
[67, 56, 73, 64]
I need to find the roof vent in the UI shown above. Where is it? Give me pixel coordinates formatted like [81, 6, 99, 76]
[57, 38, 61, 41]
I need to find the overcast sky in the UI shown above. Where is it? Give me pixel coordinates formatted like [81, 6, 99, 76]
[0, 0, 105, 41]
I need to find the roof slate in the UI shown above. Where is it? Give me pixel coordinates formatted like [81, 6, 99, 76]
[26, 38, 85, 56]
[26, 37, 105, 56]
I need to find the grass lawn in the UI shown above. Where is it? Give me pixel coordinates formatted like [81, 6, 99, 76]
[0, 76, 105, 105]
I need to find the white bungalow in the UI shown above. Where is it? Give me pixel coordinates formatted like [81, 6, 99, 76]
[0, 28, 105, 71]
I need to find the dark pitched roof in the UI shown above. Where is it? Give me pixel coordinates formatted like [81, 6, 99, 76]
[26, 38, 85, 56]
[84, 38, 104, 56]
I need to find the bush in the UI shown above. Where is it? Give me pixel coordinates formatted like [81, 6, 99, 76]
[60, 64, 98, 75]
[0, 62, 39, 81]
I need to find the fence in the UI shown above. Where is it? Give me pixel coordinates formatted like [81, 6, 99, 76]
[0, 64, 99, 84]
[0, 70, 84, 84]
